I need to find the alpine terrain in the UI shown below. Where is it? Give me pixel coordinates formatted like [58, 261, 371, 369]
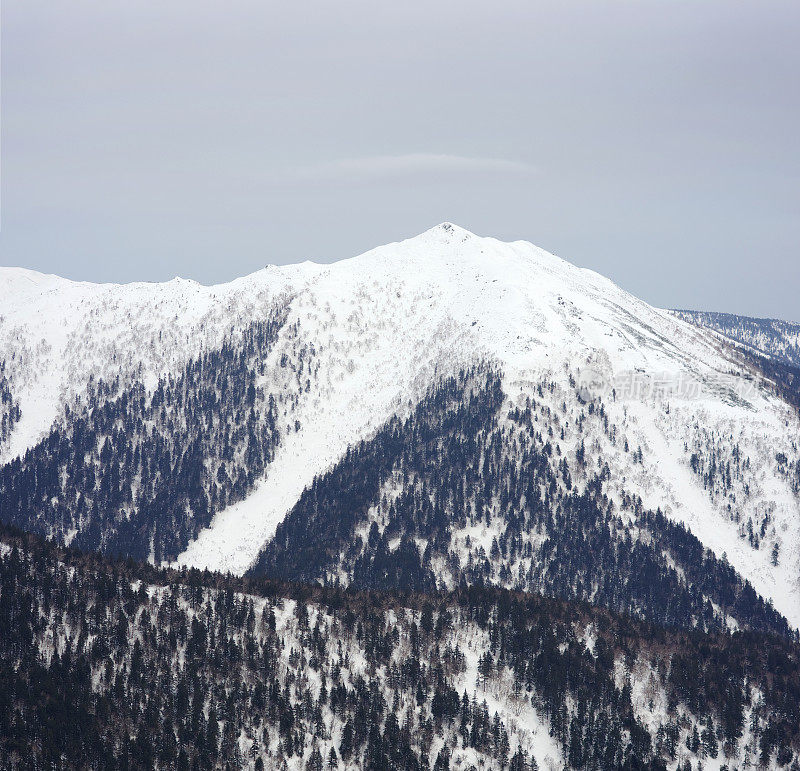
[672, 310, 800, 369]
[1, 224, 799, 770]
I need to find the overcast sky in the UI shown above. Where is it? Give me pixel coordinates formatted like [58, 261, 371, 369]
[1, 0, 798, 320]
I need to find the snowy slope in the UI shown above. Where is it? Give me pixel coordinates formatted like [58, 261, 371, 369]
[2, 224, 799, 625]
[0, 265, 310, 463]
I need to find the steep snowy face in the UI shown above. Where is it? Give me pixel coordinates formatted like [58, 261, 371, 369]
[1, 224, 799, 625]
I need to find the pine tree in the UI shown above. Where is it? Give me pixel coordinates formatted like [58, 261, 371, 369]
[327, 746, 338, 769]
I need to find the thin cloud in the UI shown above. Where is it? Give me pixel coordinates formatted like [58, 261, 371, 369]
[293, 153, 536, 182]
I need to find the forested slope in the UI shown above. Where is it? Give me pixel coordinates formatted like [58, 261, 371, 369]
[1, 525, 799, 771]
[253, 368, 792, 639]
[0, 310, 306, 562]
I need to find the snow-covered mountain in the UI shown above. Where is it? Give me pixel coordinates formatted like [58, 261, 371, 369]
[1, 224, 799, 628]
[672, 309, 800, 368]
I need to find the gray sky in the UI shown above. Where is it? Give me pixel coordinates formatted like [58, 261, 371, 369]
[1, 0, 798, 320]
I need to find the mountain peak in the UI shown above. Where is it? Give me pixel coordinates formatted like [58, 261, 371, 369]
[420, 221, 475, 241]
[2, 223, 799, 635]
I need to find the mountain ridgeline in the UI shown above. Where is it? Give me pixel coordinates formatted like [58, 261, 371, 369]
[673, 309, 800, 369]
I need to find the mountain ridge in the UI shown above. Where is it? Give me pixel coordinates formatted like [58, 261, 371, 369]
[672, 308, 800, 369]
[1, 226, 799, 629]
